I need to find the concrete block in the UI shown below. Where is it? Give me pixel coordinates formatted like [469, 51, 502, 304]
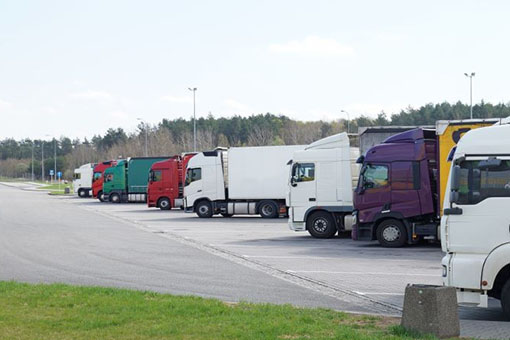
[401, 284, 460, 338]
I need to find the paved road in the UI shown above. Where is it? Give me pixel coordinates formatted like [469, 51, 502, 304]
[2, 183, 510, 339]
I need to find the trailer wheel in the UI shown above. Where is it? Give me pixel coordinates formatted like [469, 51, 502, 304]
[98, 191, 105, 202]
[259, 200, 278, 218]
[158, 197, 171, 210]
[196, 200, 213, 218]
[376, 219, 407, 247]
[110, 193, 121, 203]
[307, 211, 336, 238]
[78, 189, 87, 198]
[501, 279, 510, 320]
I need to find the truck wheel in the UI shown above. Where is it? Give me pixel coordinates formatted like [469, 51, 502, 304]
[110, 193, 121, 203]
[307, 211, 336, 238]
[158, 197, 171, 210]
[196, 201, 213, 218]
[376, 219, 407, 247]
[78, 189, 87, 198]
[501, 279, 510, 320]
[259, 200, 278, 218]
[98, 191, 105, 202]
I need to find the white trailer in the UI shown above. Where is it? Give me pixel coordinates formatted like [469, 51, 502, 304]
[73, 163, 94, 197]
[287, 133, 359, 238]
[441, 123, 510, 318]
[184, 145, 304, 218]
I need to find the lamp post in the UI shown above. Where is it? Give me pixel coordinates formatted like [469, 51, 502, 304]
[464, 72, 475, 119]
[188, 87, 197, 151]
[54, 139, 57, 183]
[340, 110, 351, 134]
[137, 118, 148, 156]
[31, 141, 34, 181]
[41, 140, 45, 182]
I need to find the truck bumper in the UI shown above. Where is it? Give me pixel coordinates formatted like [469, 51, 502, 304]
[351, 222, 375, 241]
[288, 219, 306, 231]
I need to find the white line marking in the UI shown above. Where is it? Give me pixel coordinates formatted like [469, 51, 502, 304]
[354, 291, 404, 296]
[286, 270, 438, 277]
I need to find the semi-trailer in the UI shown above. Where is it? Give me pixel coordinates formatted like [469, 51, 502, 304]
[92, 160, 117, 202]
[352, 119, 498, 247]
[103, 157, 169, 203]
[147, 153, 195, 210]
[287, 133, 360, 238]
[73, 163, 95, 197]
[441, 123, 510, 318]
[184, 145, 304, 218]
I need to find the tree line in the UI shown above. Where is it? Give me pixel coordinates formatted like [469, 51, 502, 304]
[1, 101, 509, 180]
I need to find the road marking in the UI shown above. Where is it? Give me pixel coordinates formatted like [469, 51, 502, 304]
[286, 270, 438, 277]
[354, 291, 404, 296]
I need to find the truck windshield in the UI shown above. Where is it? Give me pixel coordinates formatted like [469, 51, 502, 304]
[455, 159, 510, 205]
[93, 172, 102, 182]
[359, 164, 388, 189]
[105, 174, 114, 182]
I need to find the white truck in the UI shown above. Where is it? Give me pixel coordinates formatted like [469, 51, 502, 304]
[441, 123, 510, 318]
[287, 133, 360, 238]
[73, 163, 94, 197]
[184, 145, 304, 218]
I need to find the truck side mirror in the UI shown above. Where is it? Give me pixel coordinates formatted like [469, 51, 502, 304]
[451, 165, 461, 192]
[290, 176, 298, 187]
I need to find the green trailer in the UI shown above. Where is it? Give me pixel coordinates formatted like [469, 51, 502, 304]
[103, 157, 169, 203]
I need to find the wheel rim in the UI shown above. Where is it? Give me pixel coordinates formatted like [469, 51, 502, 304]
[198, 204, 209, 215]
[160, 200, 169, 208]
[112, 195, 119, 203]
[382, 225, 401, 242]
[261, 204, 274, 216]
[312, 217, 328, 233]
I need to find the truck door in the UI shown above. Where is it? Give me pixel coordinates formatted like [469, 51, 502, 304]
[390, 161, 421, 217]
[184, 167, 203, 208]
[289, 162, 316, 222]
[355, 163, 391, 221]
[446, 157, 510, 254]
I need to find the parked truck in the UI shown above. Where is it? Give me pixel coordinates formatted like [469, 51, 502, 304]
[92, 160, 117, 202]
[147, 153, 195, 210]
[103, 157, 169, 203]
[352, 119, 498, 247]
[287, 133, 360, 238]
[441, 123, 510, 318]
[73, 163, 95, 197]
[184, 145, 304, 218]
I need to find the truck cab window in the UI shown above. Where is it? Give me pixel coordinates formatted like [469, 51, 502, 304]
[293, 163, 315, 182]
[185, 168, 201, 186]
[360, 164, 388, 189]
[105, 174, 114, 182]
[150, 170, 162, 182]
[74, 173, 81, 180]
[93, 172, 101, 182]
[456, 159, 510, 205]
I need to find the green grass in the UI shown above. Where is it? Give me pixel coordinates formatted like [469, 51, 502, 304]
[0, 281, 454, 340]
[37, 183, 73, 195]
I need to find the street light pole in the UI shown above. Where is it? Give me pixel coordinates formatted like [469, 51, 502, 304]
[54, 139, 57, 183]
[31, 142, 34, 181]
[188, 87, 197, 151]
[41, 140, 45, 182]
[340, 110, 351, 134]
[464, 72, 475, 119]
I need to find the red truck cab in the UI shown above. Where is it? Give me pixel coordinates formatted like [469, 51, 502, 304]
[147, 153, 195, 210]
[92, 160, 116, 202]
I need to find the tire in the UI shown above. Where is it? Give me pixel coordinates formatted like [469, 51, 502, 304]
[196, 200, 213, 218]
[221, 213, 233, 218]
[259, 200, 278, 218]
[98, 191, 105, 202]
[307, 211, 337, 238]
[158, 197, 171, 210]
[501, 279, 510, 320]
[78, 189, 87, 198]
[376, 219, 407, 247]
[110, 193, 121, 203]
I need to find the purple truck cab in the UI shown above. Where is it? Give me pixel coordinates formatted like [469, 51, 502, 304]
[352, 128, 439, 247]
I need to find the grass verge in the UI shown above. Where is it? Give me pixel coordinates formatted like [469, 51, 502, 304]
[37, 183, 73, 195]
[0, 281, 455, 340]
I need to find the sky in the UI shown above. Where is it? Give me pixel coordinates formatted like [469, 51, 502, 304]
[1, 0, 510, 140]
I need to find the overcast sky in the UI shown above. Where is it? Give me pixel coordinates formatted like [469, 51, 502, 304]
[1, 0, 510, 140]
